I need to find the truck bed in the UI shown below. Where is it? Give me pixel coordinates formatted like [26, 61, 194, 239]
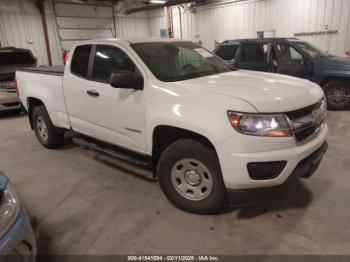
[18, 65, 65, 76]
[16, 66, 70, 129]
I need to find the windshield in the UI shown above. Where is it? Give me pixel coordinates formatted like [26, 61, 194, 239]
[131, 42, 232, 82]
[294, 42, 327, 58]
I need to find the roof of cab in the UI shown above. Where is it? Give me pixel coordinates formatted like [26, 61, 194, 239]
[222, 37, 301, 43]
[76, 37, 191, 45]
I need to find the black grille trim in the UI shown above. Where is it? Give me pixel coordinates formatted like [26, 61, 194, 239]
[294, 124, 319, 142]
[285, 103, 318, 120]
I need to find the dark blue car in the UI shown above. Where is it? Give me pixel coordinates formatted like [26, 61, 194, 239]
[0, 171, 37, 261]
[214, 38, 350, 110]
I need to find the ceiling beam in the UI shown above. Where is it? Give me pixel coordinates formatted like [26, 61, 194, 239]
[126, 0, 197, 13]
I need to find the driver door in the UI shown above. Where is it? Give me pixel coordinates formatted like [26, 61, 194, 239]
[65, 44, 147, 153]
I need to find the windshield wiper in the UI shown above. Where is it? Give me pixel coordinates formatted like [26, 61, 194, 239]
[166, 72, 208, 82]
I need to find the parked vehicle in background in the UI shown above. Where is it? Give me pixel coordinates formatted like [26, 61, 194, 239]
[214, 38, 350, 110]
[16, 38, 328, 214]
[0, 47, 37, 113]
[0, 171, 37, 261]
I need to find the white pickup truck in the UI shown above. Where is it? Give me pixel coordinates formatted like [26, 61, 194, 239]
[16, 38, 328, 214]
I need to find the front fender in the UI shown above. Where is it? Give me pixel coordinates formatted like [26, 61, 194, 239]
[145, 83, 257, 154]
[315, 69, 350, 85]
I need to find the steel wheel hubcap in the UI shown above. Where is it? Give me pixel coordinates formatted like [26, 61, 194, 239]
[328, 86, 349, 104]
[36, 116, 49, 142]
[171, 158, 213, 201]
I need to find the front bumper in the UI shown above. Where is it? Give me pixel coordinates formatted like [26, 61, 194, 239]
[226, 142, 328, 206]
[0, 203, 37, 261]
[216, 123, 329, 190]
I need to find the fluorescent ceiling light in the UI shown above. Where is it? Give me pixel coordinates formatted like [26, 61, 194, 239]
[150, 0, 166, 4]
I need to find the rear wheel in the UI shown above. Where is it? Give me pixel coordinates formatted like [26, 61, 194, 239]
[158, 139, 228, 214]
[32, 106, 64, 149]
[324, 80, 350, 110]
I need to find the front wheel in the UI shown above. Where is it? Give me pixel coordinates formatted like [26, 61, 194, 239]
[158, 139, 228, 214]
[324, 80, 350, 110]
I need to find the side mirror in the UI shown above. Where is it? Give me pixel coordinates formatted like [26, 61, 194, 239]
[110, 72, 143, 90]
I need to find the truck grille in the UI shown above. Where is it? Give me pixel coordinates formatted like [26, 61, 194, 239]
[285, 103, 317, 120]
[286, 100, 326, 143]
[293, 124, 319, 142]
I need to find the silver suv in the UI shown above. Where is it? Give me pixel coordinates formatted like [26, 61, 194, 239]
[0, 47, 37, 113]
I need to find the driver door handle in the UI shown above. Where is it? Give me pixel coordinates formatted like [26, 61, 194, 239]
[87, 90, 99, 97]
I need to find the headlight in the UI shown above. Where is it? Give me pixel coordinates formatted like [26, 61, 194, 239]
[228, 112, 292, 137]
[0, 171, 20, 237]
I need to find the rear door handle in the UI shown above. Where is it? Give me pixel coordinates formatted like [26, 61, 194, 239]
[87, 90, 99, 97]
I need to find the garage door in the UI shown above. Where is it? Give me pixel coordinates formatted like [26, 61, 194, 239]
[52, 0, 116, 51]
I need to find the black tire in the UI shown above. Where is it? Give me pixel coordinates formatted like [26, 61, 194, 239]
[32, 105, 64, 149]
[158, 139, 228, 214]
[324, 80, 350, 110]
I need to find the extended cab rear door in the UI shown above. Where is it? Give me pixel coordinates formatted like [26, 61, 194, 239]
[63, 43, 147, 154]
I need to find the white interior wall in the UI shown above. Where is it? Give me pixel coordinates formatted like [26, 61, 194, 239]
[1, 0, 350, 66]
[0, 0, 51, 65]
[168, 0, 350, 55]
[147, 9, 166, 37]
[0, 0, 154, 65]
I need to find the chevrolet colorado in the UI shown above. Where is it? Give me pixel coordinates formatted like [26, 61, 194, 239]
[16, 38, 328, 214]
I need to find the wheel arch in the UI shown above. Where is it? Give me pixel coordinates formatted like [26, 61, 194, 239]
[320, 76, 350, 87]
[27, 97, 45, 129]
[151, 125, 218, 175]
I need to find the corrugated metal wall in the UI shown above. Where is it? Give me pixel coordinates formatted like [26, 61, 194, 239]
[0, 0, 154, 65]
[1, 0, 350, 65]
[170, 0, 350, 55]
[147, 9, 166, 37]
[0, 0, 52, 65]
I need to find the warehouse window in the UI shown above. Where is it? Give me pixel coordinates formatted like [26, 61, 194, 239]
[92, 45, 136, 83]
[215, 45, 239, 61]
[70, 45, 92, 78]
[241, 43, 268, 63]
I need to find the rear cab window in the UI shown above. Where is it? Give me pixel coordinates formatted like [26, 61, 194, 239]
[215, 44, 239, 61]
[70, 45, 92, 78]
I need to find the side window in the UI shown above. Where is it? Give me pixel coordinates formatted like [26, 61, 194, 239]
[92, 45, 136, 83]
[241, 43, 268, 63]
[70, 45, 91, 78]
[276, 44, 303, 64]
[215, 45, 239, 61]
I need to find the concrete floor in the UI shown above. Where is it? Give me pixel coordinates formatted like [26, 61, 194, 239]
[0, 111, 349, 255]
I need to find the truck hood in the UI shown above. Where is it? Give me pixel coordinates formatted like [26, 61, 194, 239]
[176, 70, 324, 112]
[0, 66, 16, 81]
[315, 56, 350, 69]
